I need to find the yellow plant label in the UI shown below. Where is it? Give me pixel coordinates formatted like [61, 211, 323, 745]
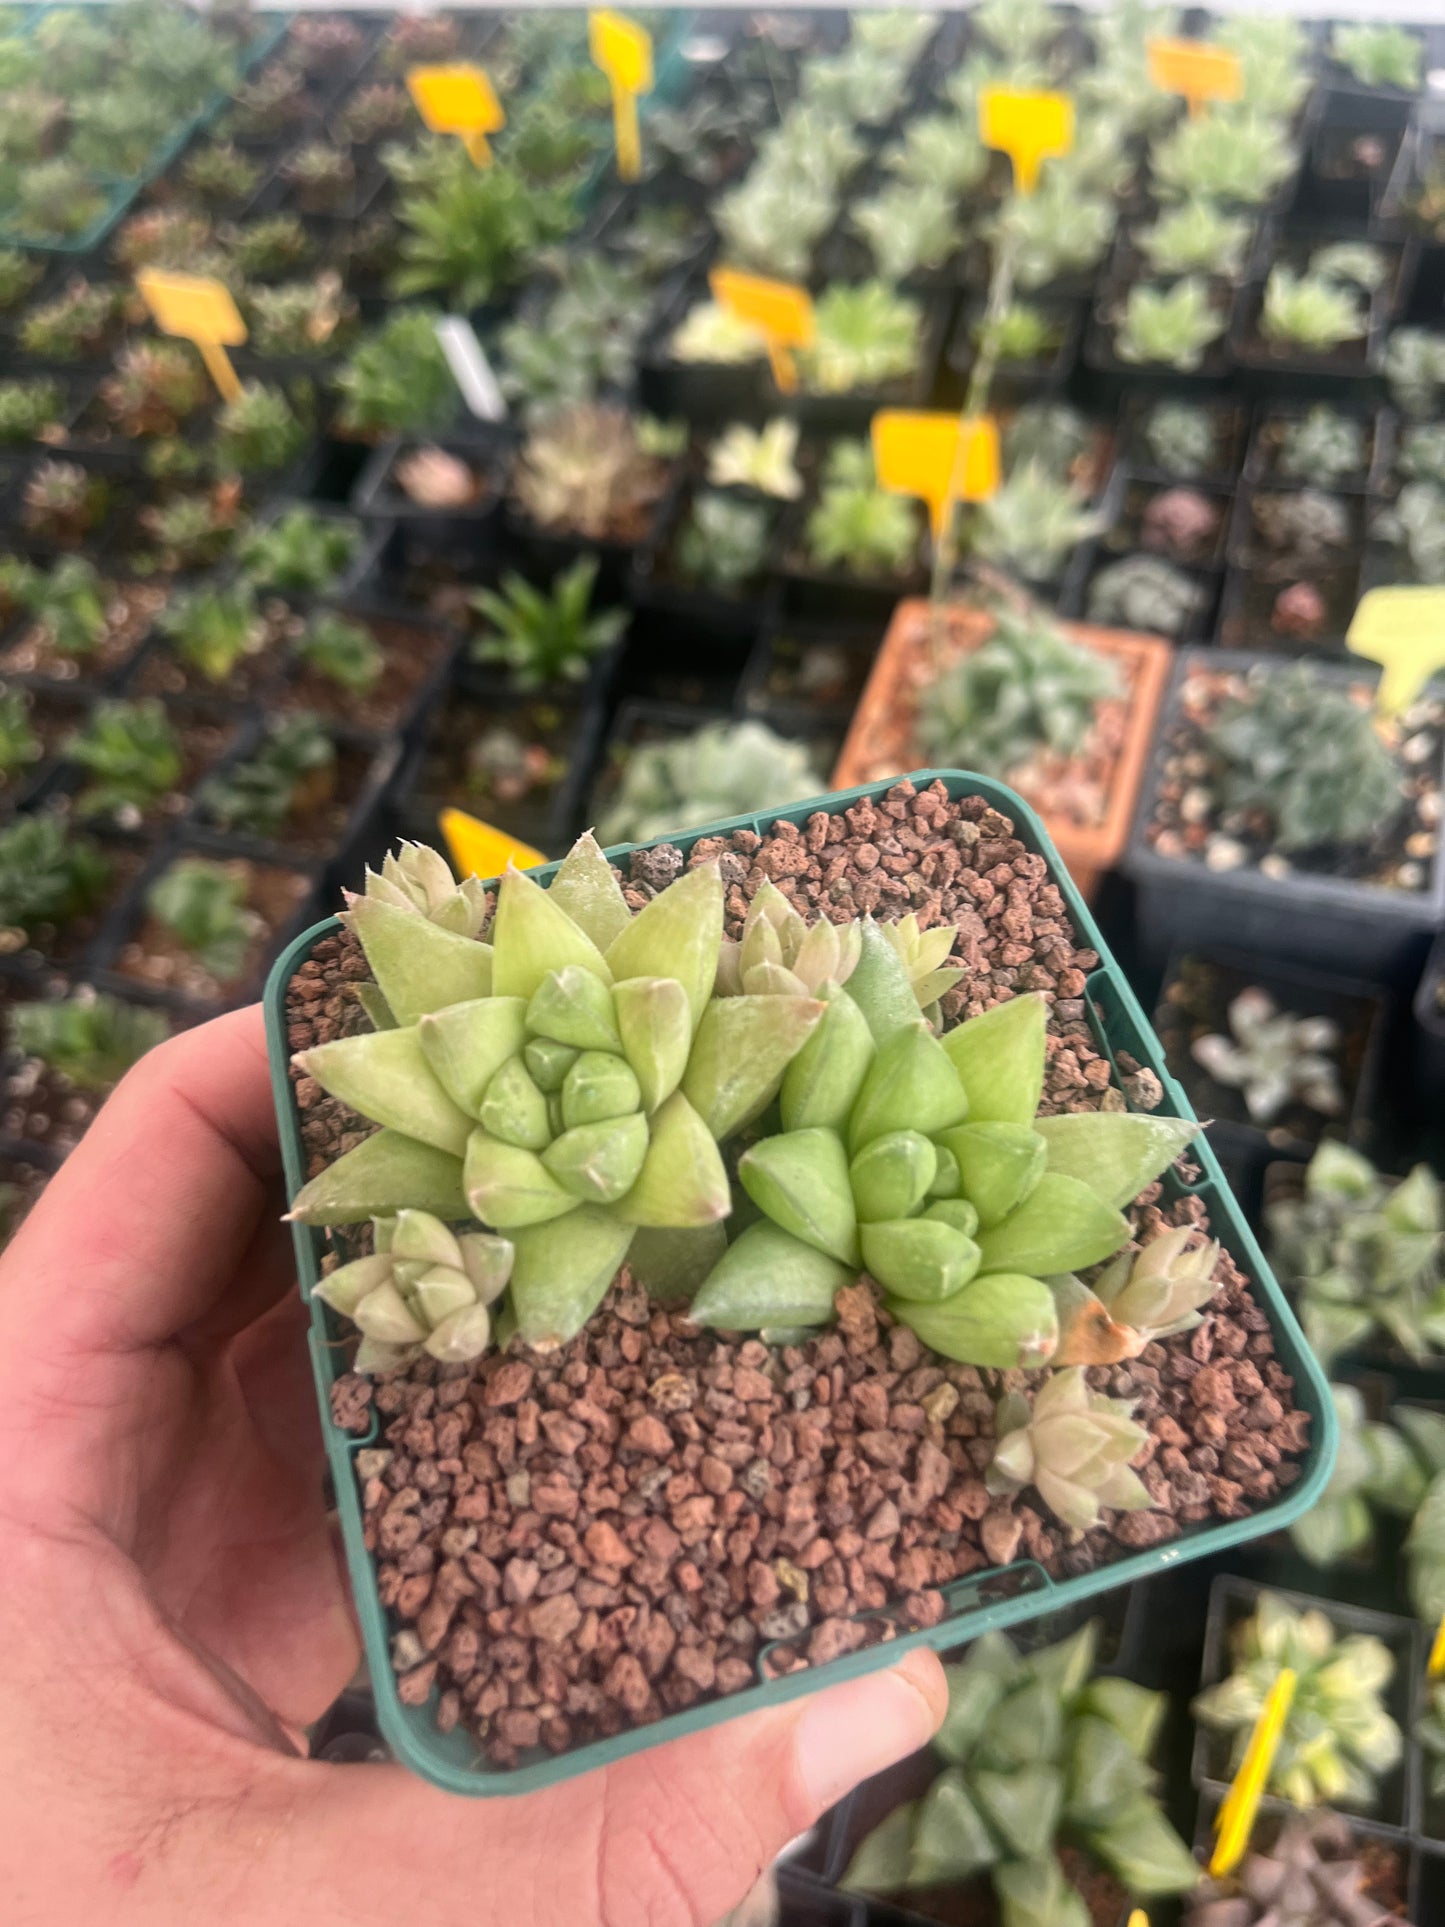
[709, 266, 815, 393]
[1348, 586, 1445, 717]
[872, 410, 1000, 537]
[135, 269, 246, 402]
[441, 807, 546, 881]
[1430, 1611, 1445, 1678]
[589, 9, 653, 182]
[406, 64, 505, 165]
[1209, 1668, 1296, 1878]
[1146, 37, 1243, 118]
[1126, 1914, 1149, 1927]
[978, 87, 1074, 194]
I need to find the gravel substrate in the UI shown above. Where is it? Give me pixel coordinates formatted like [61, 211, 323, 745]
[289, 778, 1309, 1767]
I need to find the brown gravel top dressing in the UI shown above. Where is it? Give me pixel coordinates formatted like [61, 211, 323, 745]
[289, 780, 1309, 1769]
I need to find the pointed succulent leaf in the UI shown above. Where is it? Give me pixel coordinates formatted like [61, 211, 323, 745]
[389, 1209, 463, 1269]
[356, 982, 396, 1031]
[691, 1219, 851, 1330]
[541, 1112, 650, 1203]
[353, 1335, 413, 1374]
[976, 1172, 1131, 1275]
[508, 1205, 636, 1349]
[524, 1036, 579, 1092]
[889, 1270, 1059, 1368]
[353, 1280, 427, 1345]
[604, 861, 722, 1024]
[848, 916, 934, 1041]
[614, 1090, 731, 1227]
[464, 1129, 579, 1227]
[930, 1146, 960, 1196]
[1088, 1797, 1200, 1898]
[626, 1221, 728, 1297]
[682, 992, 826, 1141]
[972, 1763, 1064, 1861]
[780, 984, 876, 1132]
[424, 1300, 493, 1363]
[1028, 1620, 1099, 1701]
[614, 975, 692, 1112]
[938, 1121, 1048, 1227]
[1049, 1274, 1149, 1365]
[1063, 1714, 1153, 1829]
[909, 1771, 1000, 1884]
[1034, 1111, 1199, 1209]
[287, 1128, 467, 1225]
[741, 959, 808, 997]
[993, 1856, 1089, 1927]
[491, 865, 612, 1000]
[342, 894, 493, 1026]
[457, 1230, 513, 1303]
[416, 996, 527, 1117]
[413, 1267, 478, 1327]
[861, 1217, 981, 1301]
[478, 1054, 551, 1151]
[312, 1250, 393, 1315]
[840, 1802, 919, 1894]
[545, 831, 632, 949]
[738, 1127, 859, 1266]
[850, 1130, 938, 1222]
[1078, 1675, 1168, 1757]
[849, 1021, 969, 1153]
[924, 1197, 980, 1238]
[526, 964, 621, 1052]
[941, 992, 1047, 1122]
[296, 1026, 473, 1155]
[561, 1049, 642, 1128]
[935, 1638, 1016, 1761]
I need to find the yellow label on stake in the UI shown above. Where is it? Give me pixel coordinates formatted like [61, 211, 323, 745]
[1126, 1913, 1149, 1927]
[1430, 1612, 1445, 1678]
[709, 266, 815, 393]
[406, 64, 505, 166]
[1209, 1668, 1297, 1878]
[872, 410, 1000, 538]
[135, 269, 246, 402]
[441, 807, 546, 881]
[1146, 37, 1243, 118]
[589, 9, 653, 183]
[978, 87, 1074, 194]
[1348, 586, 1445, 718]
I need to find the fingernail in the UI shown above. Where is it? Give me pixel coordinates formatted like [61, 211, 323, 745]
[794, 1652, 944, 1815]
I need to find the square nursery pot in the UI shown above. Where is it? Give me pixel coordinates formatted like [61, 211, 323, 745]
[264, 769, 1335, 1798]
[350, 430, 510, 560]
[1124, 647, 1445, 990]
[830, 602, 1171, 903]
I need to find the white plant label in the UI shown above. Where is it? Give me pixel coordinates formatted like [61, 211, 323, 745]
[435, 316, 506, 423]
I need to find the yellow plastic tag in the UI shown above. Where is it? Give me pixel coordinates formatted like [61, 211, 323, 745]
[709, 266, 815, 393]
[978, 87, 1074, 194]
[1429, 1611, 1445, 1677]
[1348, 586, 1445, 718]
[1146, 37, 1243, 118]
[441, 807, 546, 881]
[1209, 1668, 1297, 1878]
[406, 64, 505, 166]
[872, 410, 1000, 538]
[589, 9, 653, 183]
[1126, 1913, 1149, 1927]
[135, 269, 246, 402]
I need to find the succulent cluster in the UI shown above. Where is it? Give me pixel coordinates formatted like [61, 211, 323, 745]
[804, 441, 919, 579]
[470, 556, 625, 691]
[11, 989, 167, 1093]
[147, 855, 261, 982]
[1289, 1383, 1429, 1570]
[599, 723, 822, 847]
[1088, 555, 1203, 637]
[512, 405, 671, 544]
[707, 419, 803, 500]
[1190, 987, 1345, 1128]
[1186, 1810, 1414, 1927]
[1116, 278, 1226, 373]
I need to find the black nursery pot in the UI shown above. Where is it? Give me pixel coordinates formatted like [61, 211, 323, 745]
[628, 481, 781, 637]
[1410, 930, 1445, 1149]
[637, 276, 766, 426]
[738, 617, 882, 732]
[1190, 1787, 1434, 1927]
[350, 429, 511, 559]
[1243, 400, 1392, 494]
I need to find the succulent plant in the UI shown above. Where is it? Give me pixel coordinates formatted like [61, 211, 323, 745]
[882, 113, 989, 195]
[1200, 662, 1401, 856]
[335, 310, 456, 439]
[66, 697, 183, 820]
[222, 213, 312, 281]
[1050, 1223, 1222, 1370]
[1397, 423, 1445, 489]
[988, 1367, 1153, 1529]
[851, 179, 961, 285]
[1150, 108, 1297, 208]
[1138, 400, 1221, 480]
[916, 604, 1120, 782]
[713, 167, 838, 283]
[1384, 328, 1445, 419]
[599, 722, 822, 848]
[1266, 1141, 1445, 1368]
[180, 139, 261, 208]
[1115, 278, 1225, 373]
[1372, 482, 1445, 586]
[470, 556, 625, 691]
[314, 1208, 511, 1371]
[1215, 15, 1313, 118]
[10, 988, 167, 1093]
[0, 247, 40, 312]
[0, 688, 39, 783]
[0, 813, 110, 941]
[871, 914, 965, 1028]
[1002, 401, 1095, 487]
[282, 141, 355, 213]
[495, 253, 648, 420]
[1311, 243, 1388, 296]
[294, 612, 382, 695]
[1252, 488, 1353, 563]
[333, 81, 411, 147]
[1192, 1591, 1402, 1811]
[70, 88, 172, 176]
[1261, 268, 1366, 354]
[843, 1619, 1197, 1921]
[101, 342, 209, 440]
[804, 440, 919, 579]
[800, 45, 910, 127]
[391, 143, 576, 310]
[1186, 1808, 1415, 1927]
[213, 381, 308, 476]
[799, 281, 920, 397]
[1135, 199, 1252, 281]
[997, 173, 1115, 291]
[200, 712, 335, 839]
[9, 158, 105, 240]
[237, 507, 359, 595]
[114, 207, 217, 276]
[349, 841, 490, 940]
[286, 13, 366, 72]
[673, 492, 771, 591]
[0, 86, 62, 165]
[971, 461, 1105, 584]
[1331, 23, 1422, 92]
[157, 582, 267, 684]
[246, 272, 355, 359]
[512, 404, 670, 544]
[20, 278, 123, 362]
[1087, 555, 1203, 637]
[1288, 1384, 1427, 1569]
[1191, 987, 1344, 1128]
[381, 12, 459, 70]
[982, 301, 1062, 365]
[1275, 407, 1367, 486]
[0, 378, 62, 445]
[23, 460, 107, 546]
[1408, 1463, 1445, 1633]
[669, 298, 768, 367]
[147, 855, 261, 982]
[972, 0, 1058, 63]
[16, 556, 107, 656]
[707, 419, 803, 501]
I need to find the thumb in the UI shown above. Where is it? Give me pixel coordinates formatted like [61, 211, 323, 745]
[275, 1649, 946, 1927]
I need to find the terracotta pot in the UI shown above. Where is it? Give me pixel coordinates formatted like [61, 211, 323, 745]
[832, 599, 1171, 901]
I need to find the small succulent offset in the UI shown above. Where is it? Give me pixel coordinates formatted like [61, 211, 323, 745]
[799, 282, 920, 397]
[1330, 23, 1423, 92]
[10, 988, 167, 1094]
[1087, 555, 1203, 638]
[147, 856, 262, 983]
[1288, 1384, 1427, 1569]
[599, 723, 822, 848]
[1192, 1592, 1402, 1811]
[1116, 278, 1225, 373]
[1051, 1225, 1223, 1370]
[65, 697, 184, 821]
[23, 460, 108, 547]
[970, 462, 1105, 584]
[987, 1369, 1152, 1531]
[1260, 268, 1366, 354]
[1266, 1140, 1445, 1368]
[294, 613, 382, 695]
[1135, 199, 1252, 281]
[470, 556, 626, 691]
[707, 420, 803, 501]
[1191, 987, 1345, 1128]
[804, 441, 919, 579]
[236, 507, 360, 596]
[315, 1209, 510, 1371]
[0, 814, 110, 942]
[673, 492, 771, 592]
[843, 1621, 1198, 1922]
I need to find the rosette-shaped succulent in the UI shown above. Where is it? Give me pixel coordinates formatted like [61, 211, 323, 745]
[292, 835, 837, 1351]
[691, 944, 1200, 1367]
[986, 1367, 1152, 1531]
[347, 839, 490, 938]
[875, 912, 964, 1025]
[314, 1208, 511, 1371]
[1051, 1225, 1222, 1366]
[714, 879, 863, 998]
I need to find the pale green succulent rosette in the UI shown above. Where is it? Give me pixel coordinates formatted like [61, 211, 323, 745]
[314, 1207, 512, 1372]
[986, 1367, 1152, 1532]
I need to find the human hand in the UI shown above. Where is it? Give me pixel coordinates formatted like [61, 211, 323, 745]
[0, 1005, 945, 1926]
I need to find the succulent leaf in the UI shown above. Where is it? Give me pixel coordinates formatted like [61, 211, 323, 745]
[909, 1773, 998, 1884]
[541, 1112, 650, 1203]
[614, 975, 693, 1113]
[464, 1130, 579, 1227]
[296, 1026, 473, 1156]
[526, 964, 621, 1052]
[738, 1128, 859, 1266]
[343, 893, 494, 1026]
[604, 860, 722, 1023]
[942, 993, 1047, 1123]
[682, 992, 826, 1139]
[508, 1206, 636, 1349]
[287, 1129, 468, 1225]
[560, 1050, 641, 1127]
[848, 1021, 969, 1152]
[779, 985, 876, 1132]
[690, 1219, 852, 1330]
[544, 830, 632, 949]
[986, 1367, 1152, 1531]
[975, 1172, 1131, 1276]
[850, 1130, 938, 1223]
[417, 996, 528, 1115]
[860, 1218, 982, 1302]
[938, 1122, 1048, 1228]
[848, 916, 936, 1041]
[478, 1054, 551, 1151]
[491, 864, 613, 999]
[889, 1271, 1059, 1369]
[1033, 1111, 1199, 1209]
[613, 1090, 730, 1227]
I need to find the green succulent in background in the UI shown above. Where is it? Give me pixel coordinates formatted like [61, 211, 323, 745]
[599, 721, 822, 848]
[1199, 662, 1402, 857]
[1150, 108, 1297, 208]
[200, 713, 335, 840]
[500, 94, 599, 186]
[0, 687, 38, 783]
[1215, 15, 1312, 118]
[223, 213, 313, 281]
[673, 492, 770, 592]
[1115, 278, 1225, 373]
[0, 247, 40, 312]
[1003, 401, 1094, 485]
[1406, 1428, 1445, 1631]
[23, 458, 108, 546]
[801, 45, 911, 127]
[0, 378, 62, 445]
[246, 273, 356, 359]
[982, 301, 1062, 365]
[1081, 3, 1181, 135]
[237, 507, 360, 596]
[804, 440, 919, 579]
[18, 557, 108, 658]
[180, 139, 261, 208]
[0, 814, 110, 940]
[335, 309, 456, 439]
[1192, 1592, 1402, 1811]
[1190, 986, 1344, 1128]
[1275, 407, 1367, 486]
[799, 281, 919, 396]
[10, 989, 167, 1093]
[1086, 555, 1203, 637]
[9, 158, 105, 241]
[294, 613, 383, 695]
[65, 697, 183, 820]
[972, 0, 1058, 64]
[1310, 243, 1388, 296]
[70, 87, 172, 176]
[851, 179, 961, 285]
[714, 169, 837, 283]
[1266, 1141, 1445, 1369]
[496, 254, 649, 421]
[996, 174, 1115, 291]
[915, 604, 1121, 781]
[850, 9, 937, 64]
[315, 1208, 512, 1371]
[101, 341, 209, 440]
[213, 381, 309, 476]
[1418, 1681, 1445, 1805]
[970, 462, 1105, 583]
[1252, 487, 1351, 563]
[1289, 1384, 1427, 1569]
[1330, 22, 1423, 92]
[1384, 328, 1445, 419]
[148, 855, 261, 982]
[843, 1620, 1198, 1924]
[158, 582, 266, 684]
[1260, 267, 1366, 353]
[1397, 423, 1445, 488]
[707, 419, 803, 501]
[470, 556, 625, 691]
[882, 112, 989, 195]
[669, 298, 767, 367]
[1373, 482, 1445, 586]
[1139, 400, 1221, 479]
[20, 278, 123, 362]
[390, 147, 577, 310]
[1135, 199, 1252, 281]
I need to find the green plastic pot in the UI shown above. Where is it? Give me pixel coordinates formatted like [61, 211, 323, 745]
[264, 769, 1337, 1797]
